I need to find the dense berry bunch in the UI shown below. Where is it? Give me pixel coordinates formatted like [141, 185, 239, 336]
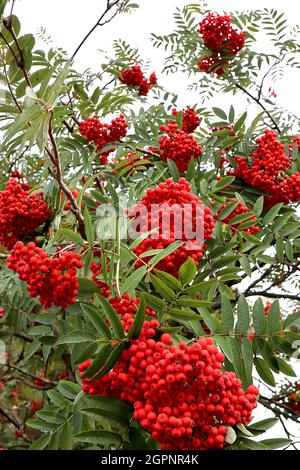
[129, 178, 214, 277]
[79, 115, 128, 164]
[110, 294, 156, 331]
[133, 339, 258, 450]
[233, 130, 290, 193]
[79, 301, 259, 450]
[198, 13, 245, 75]
[79, 294, 158, 399]
[232, 130, 300, 207]
[216, 199, 260, 235]
[119, 66, 157, 96]
[159, 121, 202, 172]
[172, 108, 201, 134]
[7, 242, 83, 308]
[0, 179, 51, 250]
[0, 308, 5, 319]
[199, 13, 245, 53]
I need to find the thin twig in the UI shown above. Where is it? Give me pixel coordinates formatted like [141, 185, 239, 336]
[257, 59, 281, 100]
[7, 363, 58, 387]
[233, 81, 281, 134]
[126, 146, 159, 158]
[47, 113, 86, 237]
[243, 266, 273, 296]
[245, 291, 300, 301]
[2, 18, 32, 87]
[72, 0, 122, 59]
[0, 48, 22, 112]
[0, 406, 24, 431]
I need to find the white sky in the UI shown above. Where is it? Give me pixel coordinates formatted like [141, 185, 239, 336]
[8, 0, 300, 449]
[13, 0, 300, 117]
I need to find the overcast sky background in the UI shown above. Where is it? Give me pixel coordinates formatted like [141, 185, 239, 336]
[13, 0, 300, 119]
[9, 0, 300, 447]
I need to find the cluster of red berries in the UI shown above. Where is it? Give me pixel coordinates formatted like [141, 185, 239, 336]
[198, 13, 245, 76]
[110, 294, 156, 331]
[79, 295, 259, 450]
[7, 242, 83, 308]
[0, 178, 51, 250]
[232, 130, 300, 207]
[0, 308, 5, 319]
[119, 66, 157, 96]
[129, 178, 214, 277]
[172, 108, 201, 134]
[79, 115, 128, 164]
[216, 199, 260, 235]
[159, 121, 202, 172]
[80, 295, 158, 400]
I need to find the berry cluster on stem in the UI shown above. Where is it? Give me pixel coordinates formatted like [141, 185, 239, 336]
[79, 294, 259, 450]
[198, 13, 245, 75]
[119, 65, 157, 96]
[7, 242, 83, 308]
[79, 115, 128, 164]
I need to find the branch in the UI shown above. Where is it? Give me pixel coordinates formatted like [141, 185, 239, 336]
[242, 266, 273, 296]
[7, 363, 58, 388]
[245, 291, 300, 301]
[259, 395, 300, 423]
[10, 0, 15, 17]
[0, 49, 22, 112]
[259, 396, 299, 450]
[0, 406, 23, 431]
[72, 0, 122, 59]
[257, 59, 281, 100]
[233, 81, 281, 134]
[47, 113, 86, 238]
[13, 332, 34, 343]
[2, 17, 32, 87]
[126, 146, 160, 158]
